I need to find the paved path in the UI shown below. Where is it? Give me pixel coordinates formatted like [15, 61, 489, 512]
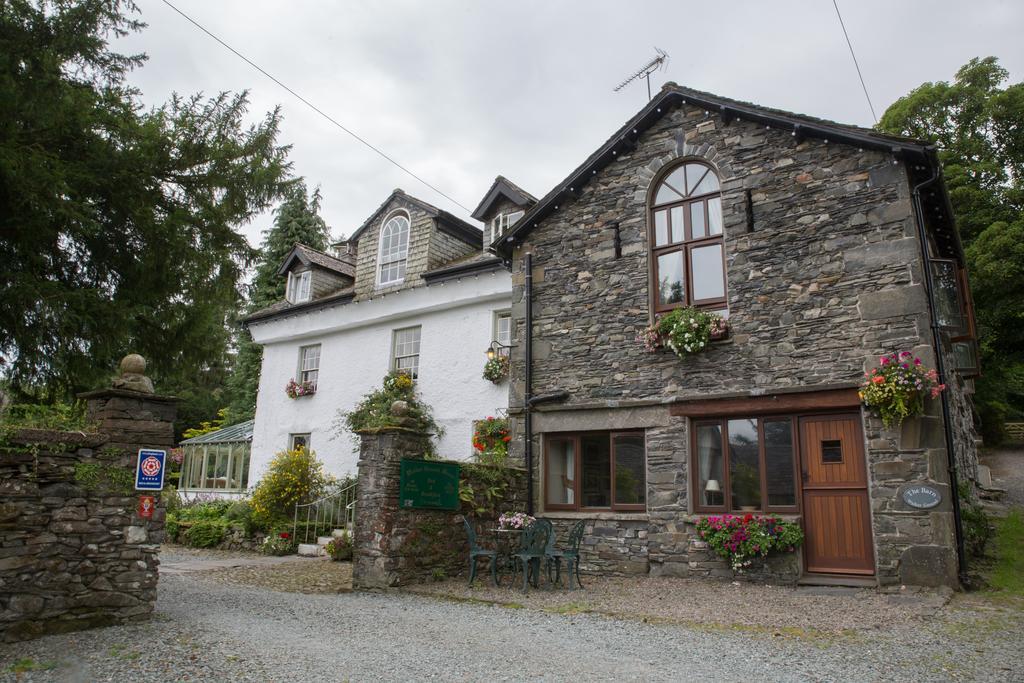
[981, 446, 1024, 506]
[2, 564, 1022, 681]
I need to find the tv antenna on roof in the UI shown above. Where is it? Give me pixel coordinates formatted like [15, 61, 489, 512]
[614, 47, 669, 101]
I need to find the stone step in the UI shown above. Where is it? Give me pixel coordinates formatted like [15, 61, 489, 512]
[297, 543, 324, 557]
[317, 536, 334, 547]
[331, 528, 349, 538]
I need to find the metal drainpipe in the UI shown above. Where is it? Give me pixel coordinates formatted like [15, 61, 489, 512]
[910, 161, 968, 584]
[523, 252, 535, 516]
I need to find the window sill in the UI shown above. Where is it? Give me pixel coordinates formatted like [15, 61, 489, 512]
[540, 510, 649, 522]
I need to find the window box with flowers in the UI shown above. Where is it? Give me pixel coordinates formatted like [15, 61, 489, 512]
[637, 306, 729, 359]
[285, 379, 316, 399]
[859, 351, 946, 428]
[695, 513, 804, 571]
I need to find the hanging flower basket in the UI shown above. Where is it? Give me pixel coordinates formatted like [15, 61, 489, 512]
[285, 378, 316, 399]
[482, 355, 509, 384]
[859, 351, 946, 429]
[636, 307, 729, 358]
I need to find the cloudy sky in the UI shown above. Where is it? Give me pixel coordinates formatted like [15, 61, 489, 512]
[116, 0, 1024, 247]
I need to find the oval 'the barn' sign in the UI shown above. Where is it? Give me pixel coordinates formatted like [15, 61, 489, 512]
[902, 485, 942, 509]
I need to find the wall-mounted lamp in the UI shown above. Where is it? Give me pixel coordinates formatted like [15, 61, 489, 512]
[484, 340, 510, 360]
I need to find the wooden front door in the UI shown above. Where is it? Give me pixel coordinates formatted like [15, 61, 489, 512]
[799, 415, 875, 575]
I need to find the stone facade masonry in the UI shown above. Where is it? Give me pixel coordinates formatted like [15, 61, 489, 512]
[505, 100, 977, 587]
[1, 388, 175, 642]
[353, 195, 477, 300]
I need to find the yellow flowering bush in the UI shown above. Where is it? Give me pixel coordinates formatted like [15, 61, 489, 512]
[251, 447, 332, 520]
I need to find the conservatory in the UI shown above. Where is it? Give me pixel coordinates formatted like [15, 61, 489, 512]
[179, 419, 253, 496]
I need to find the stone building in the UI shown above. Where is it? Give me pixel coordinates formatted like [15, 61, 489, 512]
[240, 185, 533, 486]
[495, 83, 979, 588]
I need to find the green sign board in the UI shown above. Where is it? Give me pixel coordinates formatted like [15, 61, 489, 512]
[399, 459, 461, 511]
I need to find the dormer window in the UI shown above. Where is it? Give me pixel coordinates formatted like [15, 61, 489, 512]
[286, 270, 312, 304]
[491, 210, 524, 244]
[378, 211, 410, 286]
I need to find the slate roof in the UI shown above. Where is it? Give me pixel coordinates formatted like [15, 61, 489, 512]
[421, 251, 504, 284]
[471, 175, 538, 220]
[276, 243, 355, 278]
[495, 82, 950, 256]
[347, 189, 482, 247]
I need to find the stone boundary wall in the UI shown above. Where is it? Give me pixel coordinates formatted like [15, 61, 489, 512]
[352, 430, 527, 589]
[0, 384, 175, 642]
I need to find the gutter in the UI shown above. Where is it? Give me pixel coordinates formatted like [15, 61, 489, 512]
[910, 160, 968, 585]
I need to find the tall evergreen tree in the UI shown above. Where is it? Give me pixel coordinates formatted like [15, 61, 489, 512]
[0, 1, 293, 424]
[878, 57, 1024, 442]
[224, 184, 331, 423]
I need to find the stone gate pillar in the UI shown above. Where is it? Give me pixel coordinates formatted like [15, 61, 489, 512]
[351, 429, 424, 589]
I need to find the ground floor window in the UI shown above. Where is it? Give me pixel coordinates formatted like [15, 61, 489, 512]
[290, 433, 311, 451]
[180, 442, 251, 492]
[692, 416, 798, 513]
[544, 431, 646, 512]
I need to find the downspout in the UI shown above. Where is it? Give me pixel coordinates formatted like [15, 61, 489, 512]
[523, 252, 535, 516]
[910, 159, 968, 584]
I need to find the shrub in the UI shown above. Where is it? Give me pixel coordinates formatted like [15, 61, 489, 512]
[224, 499, 269, 536]
[183, 520, 227, 548]
[325, 531, 353, 561]
[958, 482, 993, 558]
[0, 401, 94, 431]
[251, 448, 331, 520]
[336, 372, 443, 450]
[165, 516, 180, 542]
[696, 513, 804, 571]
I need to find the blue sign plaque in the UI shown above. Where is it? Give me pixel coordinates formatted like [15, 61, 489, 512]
[135, 449, 166, 491]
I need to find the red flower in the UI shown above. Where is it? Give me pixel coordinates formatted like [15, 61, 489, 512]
[279, 532, 290, 539]
[743, 513, 753, 524]
[502, 435, 511, 442]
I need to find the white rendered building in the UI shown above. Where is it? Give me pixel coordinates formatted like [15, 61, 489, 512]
[242, 181, 533, 484]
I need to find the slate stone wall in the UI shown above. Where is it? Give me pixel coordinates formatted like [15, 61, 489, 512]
[353, 194, 477, 300]
[0, 389, 175, 642]
[505, 100, 974, 587]
[352, 430, 527, 588]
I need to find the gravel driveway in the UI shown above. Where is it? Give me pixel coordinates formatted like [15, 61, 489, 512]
[2, 555, 1022, 682]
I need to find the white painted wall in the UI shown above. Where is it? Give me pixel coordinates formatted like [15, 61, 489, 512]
[248, 271, 511, 483]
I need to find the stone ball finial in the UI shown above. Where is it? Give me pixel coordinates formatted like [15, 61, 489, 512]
[120, 354, 147, 375]
[390, 400, 410, 417]
[112, 354, 154, 393]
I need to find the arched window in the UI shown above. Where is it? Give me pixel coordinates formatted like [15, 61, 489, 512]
[377, 212, 410, 286]
[649, 162, 727, 313]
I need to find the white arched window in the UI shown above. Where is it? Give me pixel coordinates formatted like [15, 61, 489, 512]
[377, 212, 410, 286]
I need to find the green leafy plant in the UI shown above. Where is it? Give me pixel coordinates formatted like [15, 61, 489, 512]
[637, 307, 727, 358]
[696, 513, 804, 571]
[183, 520, 227, 548]
[181, 408, 232, 440]
[482, 355, 509, 384]
[0, 401, 95, 431]
[251, 448, 331, 520]
[859, 351, 946, 428]
[261, 531, 295, 556]
[958, 481, 992, 558]
[73, 462, 134, 496]
[338, 371, 442, 436]
[324, 531, 353, 561]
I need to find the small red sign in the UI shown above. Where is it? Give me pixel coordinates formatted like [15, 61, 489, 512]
[137, 495, 155, 519]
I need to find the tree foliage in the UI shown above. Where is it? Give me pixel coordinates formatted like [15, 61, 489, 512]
[878, 57, 1024, 441]
[223, 183, 331, 423]
[0, 1, 293, 422]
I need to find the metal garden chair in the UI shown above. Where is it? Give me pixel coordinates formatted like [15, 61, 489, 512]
[549, 519, 586, 590]
[511, 520, 550, 592]
[463, 518, 498, 586]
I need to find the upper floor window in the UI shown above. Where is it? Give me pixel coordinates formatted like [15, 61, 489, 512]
[493, 310, 512, 357]
[392, 326, 421, 378]
[378, 212, 410, 286]
[298, 344, 321, 388]
[287, 270, 312, 304]
[649, 162, 727, 313]
[491, 210, 524, 244]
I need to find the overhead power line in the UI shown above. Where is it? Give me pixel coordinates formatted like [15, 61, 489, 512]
[159, 0, 472, 213]
[831, 0, 878, 124]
